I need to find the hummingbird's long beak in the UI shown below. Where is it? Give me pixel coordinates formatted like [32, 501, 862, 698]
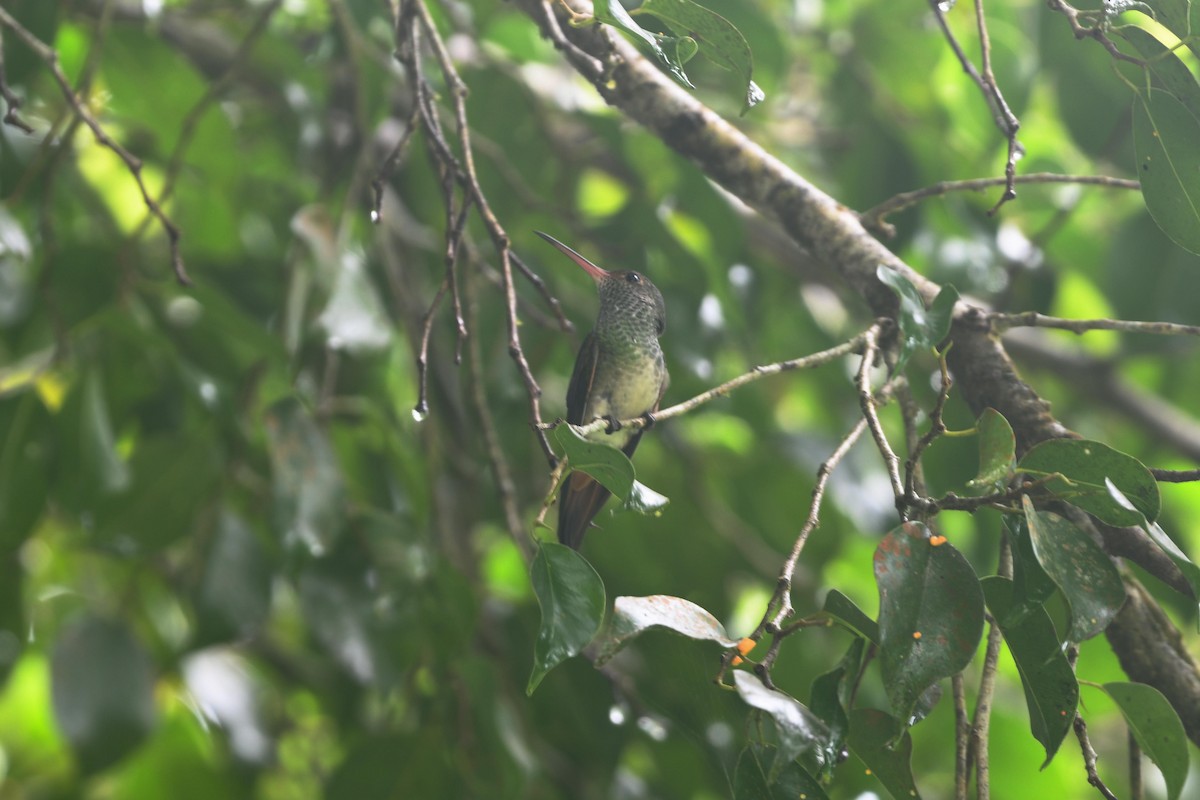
[535, 231, 609, 282]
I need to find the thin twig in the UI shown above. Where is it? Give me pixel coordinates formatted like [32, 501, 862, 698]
[1046, 0, 1145, 66]
[1128, 728, 1143, 800]
[860, 173, 1138, 236]
[993, 311, 1200, 337]
[953, 673, 970, 800]
[0, 6, 190, 284]
[1074, 715, 1120, 800]
[371, 105, 422, 221]
[968, 536, 1011, 800]
[858, 325, 905, 503]
[546, 330, 871, 438]
[770, 416, 870, 628]
[929, 0, 1022, 214]
[0, 27, 34, 133]
[1151, 468, 1200, 483]
[903, 349, 952, 511]
[466, 272, 534, 561]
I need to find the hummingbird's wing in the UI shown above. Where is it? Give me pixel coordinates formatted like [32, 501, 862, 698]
[565, 332, 599, 426]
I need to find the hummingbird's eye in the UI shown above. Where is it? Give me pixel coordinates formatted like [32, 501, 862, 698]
[625, 272, 642, 284]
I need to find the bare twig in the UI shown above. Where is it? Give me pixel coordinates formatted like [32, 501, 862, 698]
[1152, 468, 1200, 483]
[861, 173, 1139, 235]
[0, 6, 191, 284]
[0, 27, 34, 133]
[953, 673, 970, 800]
[967, 536, 1011, 800]
[551, 330, 870, 438]
[1128, 728, 1143, 800]
[467, 273, 535, 561]
[1046, 0, 1145, 66]
[929, 0, 1022, 213]
[858, 325, 905, 503]
[992, 311, 1200, 337]
[371, 106, 422, 222]
[1074, 715, 1120, 800]
[903, 349, 952, 510]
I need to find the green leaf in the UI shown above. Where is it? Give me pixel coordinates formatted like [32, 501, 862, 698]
[1119, 27, 1200, 121]
[820, 589, 880, 644]
[527, 543, 606, 694]
[554, 424, 636, 502]
[1101, 682, 1189, 800]
[1021, 496, 1125, 642]
[194, 509, 272, 644]
[593, 0, 696, 89]
[637, 0, 764, 114]
[1133, 89, 1200, 256]
[1133, 0, 1200, 61]
[265, 397, 346, 557]
[874, 522, 984, 723]
[595, 594, 738, 665]
[876, 266, 959, 374]
[1003, 514, 1059, 617]
[733, 744, 830, 799]
[808, 638, 865, 778]
[733, 671, 832, 771]
[1107, 480, 1200, 605]
[1017, 438, 1160, 525]
[0, 393, 51, 550]
[624, 479, 670, 515]
[982, 577, 1078, 766]
[846, 708, 922, 800]
[966, 408, 1015, 491]
[51, 615, 157, 774]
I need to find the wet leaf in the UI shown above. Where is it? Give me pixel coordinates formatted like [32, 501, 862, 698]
[1017, 438, 1159, 525]
[528, 543, 605, 694]
[820, 589, 879, 644]
[624, 479, 670, 514]
[874, 522, 984, 722]
[194, 509, 272, 644]
[594, 0, 695, 89]
[317, 251, 392, 353]
[596, 594, 737, 665]
[733, 743, 830, 799]
[555, 424, 636, 502]
[734, 671, 832, 770]
[265, 397, 345, 557]
[1107, 480, 1200, 605]
[877, 267, 958, 374]
[1102, 682, 1189, 800]
[982, 577, 1078, 766]
[846, 708, 922, 799]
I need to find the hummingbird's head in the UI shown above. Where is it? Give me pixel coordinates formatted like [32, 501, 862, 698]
[536, 231, 666, 338]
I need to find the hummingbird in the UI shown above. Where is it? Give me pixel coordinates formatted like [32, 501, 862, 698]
[538, 231, 670, 550]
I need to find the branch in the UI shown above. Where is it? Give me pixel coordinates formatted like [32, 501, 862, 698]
[0, 6, 190, 284]
[860, 173, 1139, 236]
[546, 329, 871, 438]
[1046, 0, 1145, 66]
[857, 325, 905, 501]
[993, 311, 1200, 337]
[1074, 714, 1120, 800]
[0, 26, 34, 133]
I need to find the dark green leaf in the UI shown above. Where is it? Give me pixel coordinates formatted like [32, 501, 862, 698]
[265, 397, 346, 557]
[966, 408, 1015, 491]
[593, 0, 696, 89]
[982, 577, 1078, 766]
[1003, 514, 1059, 617]
[595, 594, 737, 665]
[846, 708, 922, 800]
[821, 589, 880, 644]
[1102, 682, 1189, 800]
[1134, 0, 1200, 61]
[528, 543, 606, 694]
[0, 393, 52, 550]
[555, 424, 636, 502]
[194, 509, 272, 644]
[1022, 496, 1125, 642]
[733, 744, 830, 800]
[1133, 89, 1200, 256]
[1107, 480, 1200, 604]
[52, 615, 157, 774]
[1017, 438, 1160, 525]
[808, 638, 864, 777]
[877, 266, 959, 374]
[874, 521, 984, 722]
[624, 479, 670, 514]
[638, 0, 764, 113]
[734, 671, 832, 770]
[1119, 27, 1200, 121]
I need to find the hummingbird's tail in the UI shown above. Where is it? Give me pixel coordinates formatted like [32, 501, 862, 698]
[556, 470, 611, 549]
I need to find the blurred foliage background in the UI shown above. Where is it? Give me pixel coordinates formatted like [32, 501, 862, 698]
[0, 0, 1198, 796]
